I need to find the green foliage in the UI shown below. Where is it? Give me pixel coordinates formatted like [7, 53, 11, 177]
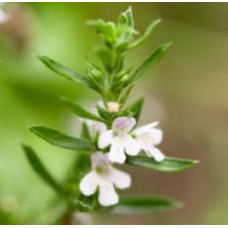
[114, 195, 182, 214]
[126, 156, 199, 172]
[22, 144, 62, 194]
[29, 126, 92, 151]
[38, 7, 171, 104]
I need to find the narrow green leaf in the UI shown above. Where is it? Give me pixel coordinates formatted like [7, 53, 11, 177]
[129, 42, 172, 83]
[126, 156, 199, 173]
[118, 84, 134, 105]
[129, 19, 161, 49]
[38, 55, 100, 92]
[61, 98, 106, 123]
[114, 195, 182, 214]
[120, 97, 144, 121]
[29, 126, 92, 151]
[22, 144, 62, 194]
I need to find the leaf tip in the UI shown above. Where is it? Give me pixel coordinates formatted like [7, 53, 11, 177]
[164, 42, 173, 49]
[21, 143, 29, 151]
[37, 54, 47, 62]
[193, 159, 200, 165]
[154, 18, 162, 25]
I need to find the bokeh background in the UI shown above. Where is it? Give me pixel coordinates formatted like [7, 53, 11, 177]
[0, 2, 228, 225]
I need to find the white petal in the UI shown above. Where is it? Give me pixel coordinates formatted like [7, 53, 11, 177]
[108, 143, 126, 164]
[112, 117, 136, 133]
[79, 172, 98, 196]
[134, 122, 159, 135]
[124, 135, 141, 156]
[98, 184, 119, 206]
[150, 129, 163, 145]
[98, 130, 113, 149]
[111, 168, 131, 189]
[148, 147, 165, 162]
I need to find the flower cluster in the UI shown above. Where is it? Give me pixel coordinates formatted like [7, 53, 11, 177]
[79, 115, 165, 206]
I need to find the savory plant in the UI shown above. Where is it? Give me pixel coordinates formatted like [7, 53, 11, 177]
[22, 7, 198, 221]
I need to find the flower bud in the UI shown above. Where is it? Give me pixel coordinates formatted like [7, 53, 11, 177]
[107, 102, 120, 113]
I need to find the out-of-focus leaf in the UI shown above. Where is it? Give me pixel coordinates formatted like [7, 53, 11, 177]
[29, 126, 92, 151]
[38, 55, 100, 92]
[61, 97, 106, 123]
[126, 156, 199, 172]
[128, 43, 172, 83]
[22, 144, 62, 194]
[120, 97, 144, 121]
[129, 19, 161, 49]
[113, 196, 182, 214]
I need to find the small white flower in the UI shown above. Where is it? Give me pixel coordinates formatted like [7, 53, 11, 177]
[134, 122, 165, 162]
[79, 152, 131, 206]
[98, 117, 141, 164]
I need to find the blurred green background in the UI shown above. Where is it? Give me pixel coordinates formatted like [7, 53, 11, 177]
[0, 2, 228, 224]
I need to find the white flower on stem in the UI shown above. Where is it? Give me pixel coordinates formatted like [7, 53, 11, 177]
[98, 116, 165, 164]
[98, 117, 141, 164]
[79, 152, 131, 206]
[0, 3, 8, 24]
[134, 122, 165, 162]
